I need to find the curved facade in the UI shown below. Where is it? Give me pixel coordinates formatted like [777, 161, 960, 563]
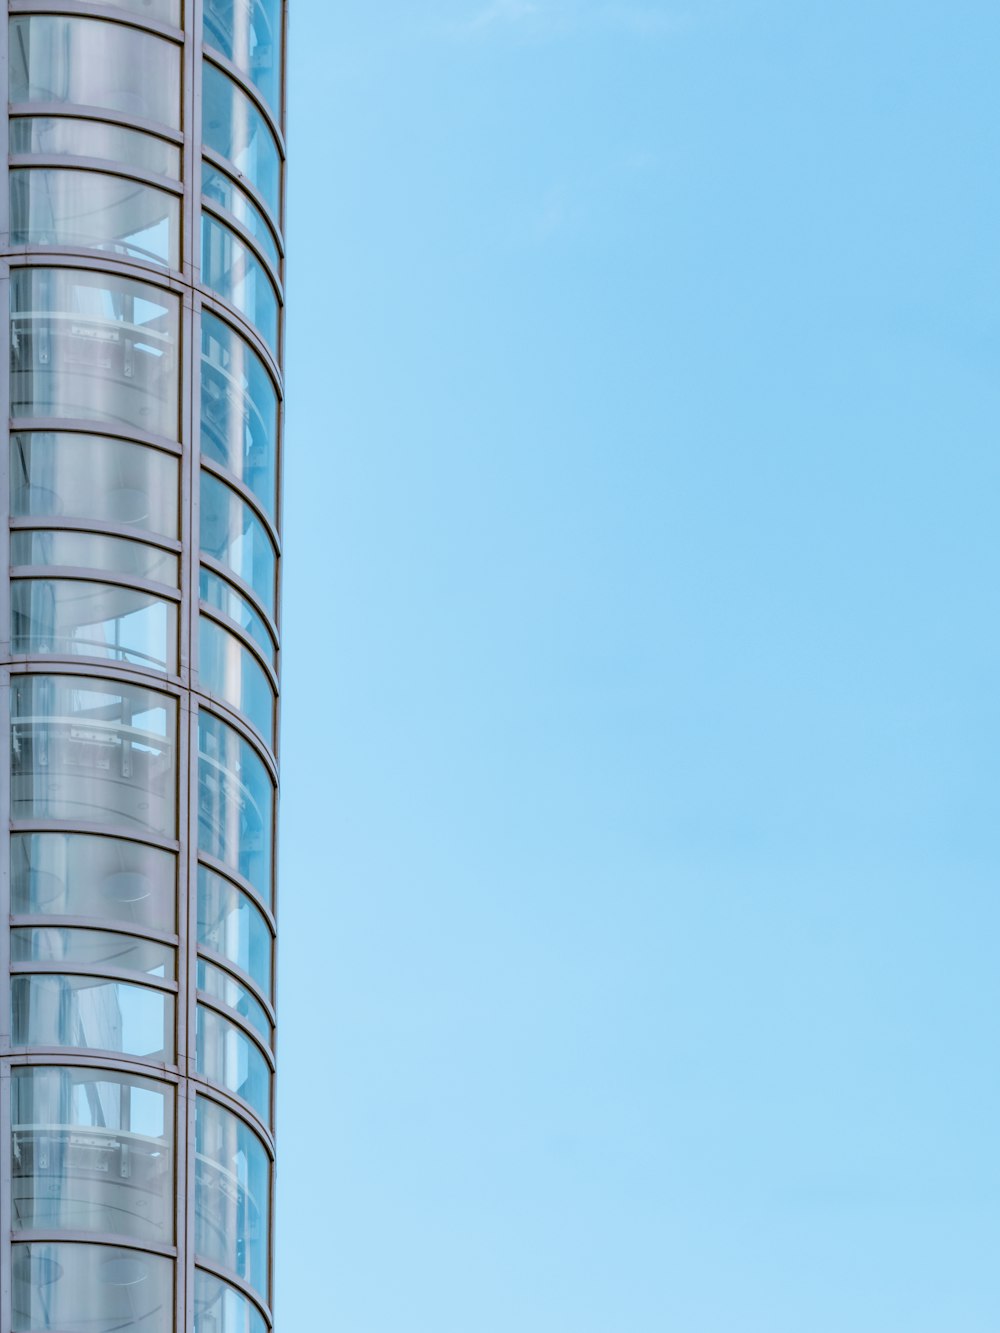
[0, 3, 285, 1330]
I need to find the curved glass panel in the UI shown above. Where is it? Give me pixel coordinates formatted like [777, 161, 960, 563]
[12, 529, 179, 586]
[11, 433, 179, 538]
[200, 569, 275, 666]
[12, 1066, 174, 1243]
[12, 927, 174, 979]
[12, 1241, 173, 1333]
[200, 615, 274, 746]
[201, 311, 278, 518]
[202, 62, 279, 217]
[12, 833, 176, 934]
[202, 214, 278, 351]
[203, 2, 282, 127]
[203, 164, 280, 270]
[195, 1097, 270, 1300]
[200, 471, 276, 616]
[12, 974, 174, 1060]
[12, 579, 178, 673]
[11, 168, 179, 269]
[11, 674, 177, 837]
[11, 117, 181, 179]
[196, 1005, 271, 1124]
[198, 958, 270, 1041]
[9, 17, 181, 130]
[10, 269, 180, 439]
[197, 865, 272, 998]
[197, 713, 273, 905]
[194, 1270, 267, 1333]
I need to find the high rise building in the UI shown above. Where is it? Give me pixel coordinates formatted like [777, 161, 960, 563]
[0, 2, 285, 1330]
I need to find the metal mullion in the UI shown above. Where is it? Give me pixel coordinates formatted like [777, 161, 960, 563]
[8, 155, 185, 197]
[7, 243, 183, 283]
[10, 517, 184, 557]
[11, 915, 179, 947]
[11, 566, 183, 602]
[10, 820, 180, 855]
[8, 419, 183, 457]
[8, 105, 184, 149]
[7, 1046, 177, 1077]
[10, 962, 179, 994]
[11, 1228, 178, 1257]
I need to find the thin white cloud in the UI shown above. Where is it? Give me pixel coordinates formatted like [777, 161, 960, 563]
[452, 1, 692, 41]
[463, 0, 539, 32]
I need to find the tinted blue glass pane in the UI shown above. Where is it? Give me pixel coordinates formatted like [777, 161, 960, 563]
[203, 0, 282, 116]
[201, 311, 278, 519]
[202, 62, 280, 216]
[197, 713, 273, 906]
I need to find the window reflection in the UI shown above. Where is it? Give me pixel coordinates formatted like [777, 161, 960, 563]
[11, 169, 180, 269]
[11, 270, 180, 439]
[12, 833, 176, 933]
[11, 117, 181, 179]
[12, 433, 179, 536]
[9, 16, 181, 130]
[200, 569, 276, 666]
[11, 674, 177, 837]
[194, 1270, 267, 1333]
[12, 1242, 173, 1333]
[197, 864, 272, 998]
[199, 615, 274, 746]
[202, 213, 278, 351]
[198, 958, 271, 1041]
[196, 1005, 271, 1124]
[12, 529, 179, 586]
[197, 713, 273, 905]
[202, 62, 280, 217]
[195, 1097, 270, 1300]
[200, 471, 276, 616]
[201, 311, 278, 519]
[203, 0, 283, 120]
[12, 1066, 174, 1243]
[12, 579, 177, 673]
[12, 974, 174, 1061]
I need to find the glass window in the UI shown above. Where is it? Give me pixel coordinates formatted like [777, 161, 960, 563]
[10, 270, 180, 440]
[11, 117, 181, 179]
[12, 833, 176, 934]
[200, 471, 276, 616]
[198, 958, 270, 1041]
[9, 17, 181, 130]
[12, 927, 174, 979]
[12, 974, 174, 1060]
[203, 2, 283, 124]
[200, 569, 275, 666]
[199, 616, 274, 746]
[11, 168, 180, 269]
[202, 62, 280, 217]
[196, 1006, 271, 1124]
[203, 164, 279, 271]
[11, 433, 179, 538]
[12, 529, 179, 586]
[201, 312, 278, 519]
[197, 864, 272, 997]
[11, 675, 177, 837]
[195, 1097, 270, 1300]
[202, 214, 278, 352]
[12, 1242, 173, 1333]
[12, 579, 178, 673]
[194, 1271, 267, 1333]
[12, 1066, 174, 1243]
[197, 713, 273, 906]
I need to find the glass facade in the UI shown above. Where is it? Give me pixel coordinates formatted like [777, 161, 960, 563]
[1, 4, 284, 1330]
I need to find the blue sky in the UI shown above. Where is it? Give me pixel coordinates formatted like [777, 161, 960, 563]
[278, 3, 1000, 1329]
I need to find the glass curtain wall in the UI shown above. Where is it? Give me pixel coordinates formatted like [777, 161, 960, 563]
[1, 4, 285, 1331]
